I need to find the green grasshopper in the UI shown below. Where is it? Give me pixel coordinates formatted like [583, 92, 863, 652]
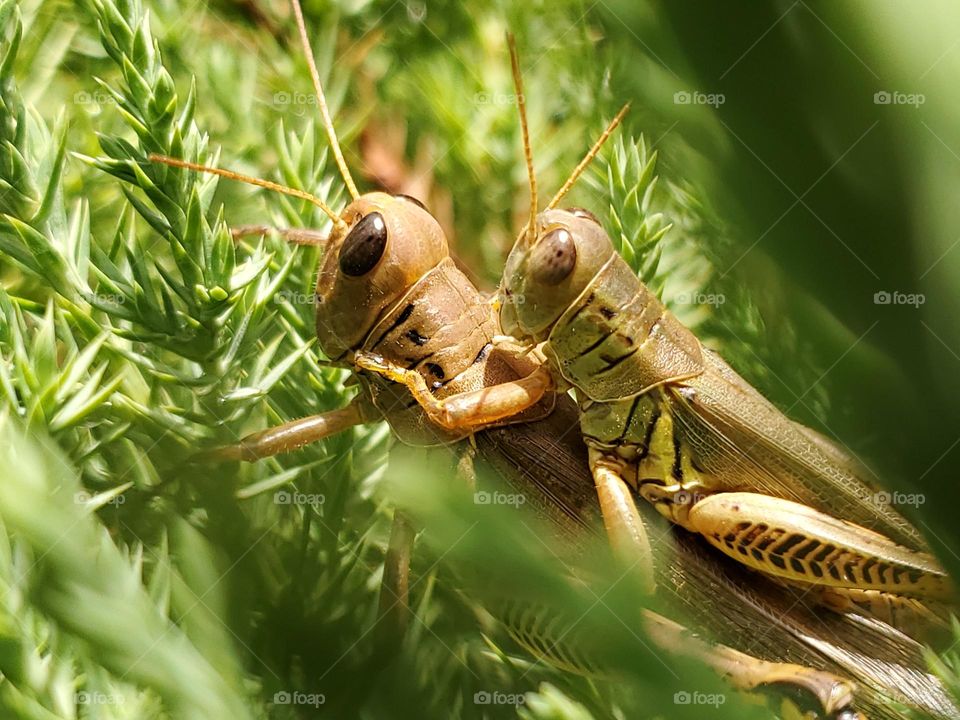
[495, 38, 953, 645]
[483, 402, 959, 719]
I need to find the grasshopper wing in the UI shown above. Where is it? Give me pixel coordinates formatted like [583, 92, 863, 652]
[667, 348, 925, 551]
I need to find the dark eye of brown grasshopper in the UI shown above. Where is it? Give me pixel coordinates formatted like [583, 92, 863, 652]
[566, 207, 600, 225]
[394, 194, 427, 211]
[339, 212, 388, 276]
[532, 228, 577, 285]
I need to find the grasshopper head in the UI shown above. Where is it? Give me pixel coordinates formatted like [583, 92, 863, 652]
[499, 207, 615, 342]
[315, 191, 449, 360]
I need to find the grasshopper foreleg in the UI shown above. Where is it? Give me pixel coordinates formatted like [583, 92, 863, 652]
[354, 350, 553, 432]
[194, 395, 371, 462]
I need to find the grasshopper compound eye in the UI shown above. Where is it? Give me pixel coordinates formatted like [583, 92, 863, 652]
[339, 212, 388, 276]
[531, 227, 577, 285]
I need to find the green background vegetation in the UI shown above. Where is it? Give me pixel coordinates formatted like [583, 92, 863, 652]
[1, 0, 959, 718]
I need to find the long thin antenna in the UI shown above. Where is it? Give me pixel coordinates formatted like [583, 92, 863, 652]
[149, 154, 344, 228]
[547, 103, 630, 209]
[290, 0, 360, 200]
[507, 33, 538, 244]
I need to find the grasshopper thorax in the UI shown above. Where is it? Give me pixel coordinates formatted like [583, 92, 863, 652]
[315, 191, 449, 361]
[499, 207, 615, 342]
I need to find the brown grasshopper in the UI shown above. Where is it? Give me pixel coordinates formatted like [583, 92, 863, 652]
[151, 0, 558, 464]
[147, 0, 564, 642]
[494, 38, 953, 648]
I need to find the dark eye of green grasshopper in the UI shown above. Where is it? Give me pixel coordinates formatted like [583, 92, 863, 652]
[566, 207, 600, 225]
[394, 194, 427, 211]
[339, 212, 387, 276]
[531, 228, 577, 285]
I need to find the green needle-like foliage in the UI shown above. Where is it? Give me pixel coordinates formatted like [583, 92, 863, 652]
[0, 417, 250, 720]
